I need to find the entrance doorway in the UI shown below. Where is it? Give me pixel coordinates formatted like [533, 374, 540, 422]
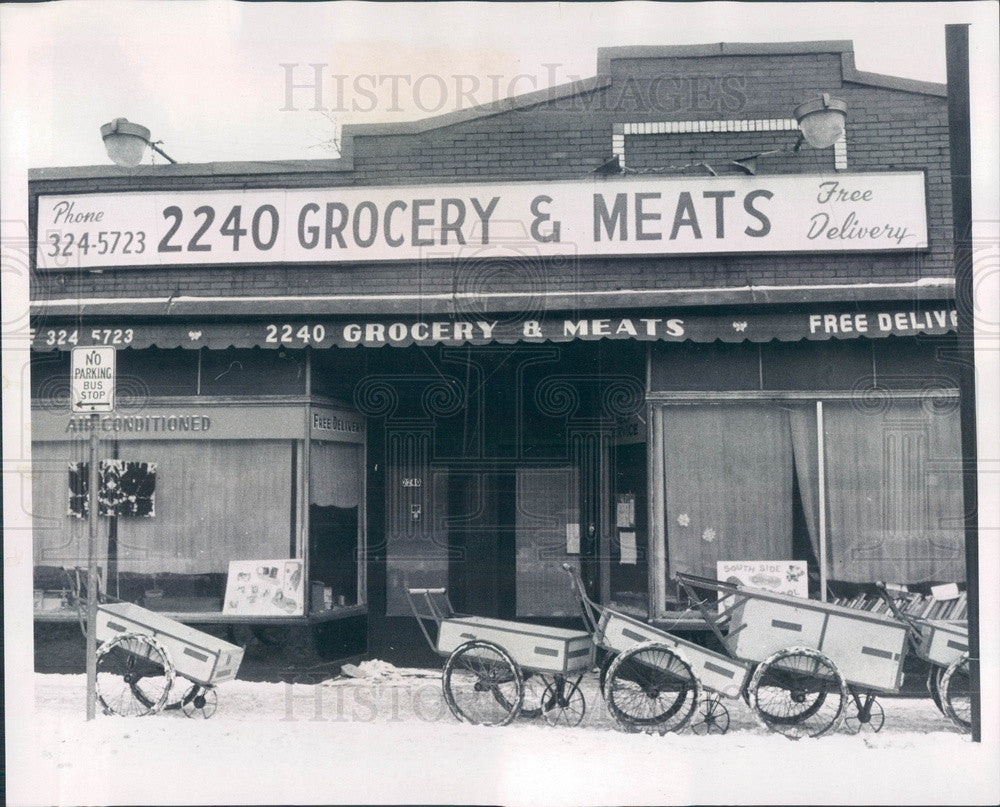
[446, 469, 516, 618]
[443, 465, 583, 618]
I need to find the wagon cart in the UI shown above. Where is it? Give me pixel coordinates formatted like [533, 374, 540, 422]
[875, 583, 971, 732]
[406, 586, 594, 727]
[65, 568, 244, 718]
[676, 573, 910, 738]
[562, 564, 751, 735]
[94, 602, 245, 718]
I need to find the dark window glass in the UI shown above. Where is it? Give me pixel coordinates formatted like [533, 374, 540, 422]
[649, 341, 760, 391]
[30, 351, 70, 401]
[872, 335, 961, 389]
[761, 340, 873, 391]
[117, 348, 199, 397]
[199, 348, 305, 395]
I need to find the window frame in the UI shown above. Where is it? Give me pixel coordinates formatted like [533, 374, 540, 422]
[645, 387, 961, 620]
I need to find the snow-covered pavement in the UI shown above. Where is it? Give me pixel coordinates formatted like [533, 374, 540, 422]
[14, 667, 990, 805]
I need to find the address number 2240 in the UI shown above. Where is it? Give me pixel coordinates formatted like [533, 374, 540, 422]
[265, 324, 327, 344]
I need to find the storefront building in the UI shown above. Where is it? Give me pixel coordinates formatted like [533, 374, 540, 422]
[29, 41, 964, 666]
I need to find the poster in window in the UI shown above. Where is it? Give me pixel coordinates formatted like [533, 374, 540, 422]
[68, 461, 156, 517]
[616, 493, 636, 528]
[619, 531, 637, 565]
[716, 560, 808, 613]
[223, 559, 305, 616]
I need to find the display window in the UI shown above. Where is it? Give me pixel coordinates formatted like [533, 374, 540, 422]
[30, 347, 366, 622]
[647, 333, 965, 617]
[308, 437, 366, 612]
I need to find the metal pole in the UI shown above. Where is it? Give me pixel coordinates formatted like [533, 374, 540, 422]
[147, 141, 177, 164]
[85, 411, 100, 719]
[945, 22, 980, 743]
[816, 401, 828, 602]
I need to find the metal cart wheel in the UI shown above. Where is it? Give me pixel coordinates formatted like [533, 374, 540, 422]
[443, 640, 524, 726]
[749, 647, 847, 739]
[175, 683, 219, 719]
[939, 654, 971, 732]
[689, 694, 730, 735]
[96, 633, 175, 717]
[843, 693, 885, 734]
[604, 641, 701, 734]
[540, 677, 586, 728]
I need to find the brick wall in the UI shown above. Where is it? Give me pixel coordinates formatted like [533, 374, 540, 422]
[29, 47, 953, 311]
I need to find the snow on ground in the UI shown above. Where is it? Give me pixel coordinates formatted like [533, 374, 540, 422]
[15, 668, 987, 805]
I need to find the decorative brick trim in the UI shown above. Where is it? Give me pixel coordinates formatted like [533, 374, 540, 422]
[621, 119, 798, 136]
[834, 133, 848, 170]
[613, 119, 848, 171]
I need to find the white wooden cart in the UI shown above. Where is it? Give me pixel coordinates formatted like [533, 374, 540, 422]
[406, 587, 593, 726]
[876, 583, 971, 731]
[563, 564, 750, 735]
[93, 601, 244, 718]
[677, 573, 910, 738]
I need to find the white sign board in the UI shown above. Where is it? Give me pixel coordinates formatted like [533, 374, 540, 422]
[222, 559, 305, 616]
[717, 560, 809, 612]
[70, 346, 116, 412]
[35, 172, 928, 270]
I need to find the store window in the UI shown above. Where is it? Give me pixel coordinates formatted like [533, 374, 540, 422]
[654, 394, 964, 610]
[309, 439, 365, 609]
[660, 402, 815, 580]
[649, 335, 965, 615]
[823, 397, 964, 583]
[30, 345, 370, 620]
[32, 431, 301, 614]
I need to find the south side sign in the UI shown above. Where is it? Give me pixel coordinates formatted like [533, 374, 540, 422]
[34, 172, 928, 270]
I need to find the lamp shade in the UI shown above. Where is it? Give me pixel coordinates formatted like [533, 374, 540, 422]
[100, 118, 151, 167]
[794, 94, 848, 149]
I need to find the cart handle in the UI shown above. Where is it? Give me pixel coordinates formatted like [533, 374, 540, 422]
[404, 585, 460, 655]
[675, 572, 741, 597]
[62, 565, 122, 639]
[873, 582, 927, 631]
[561, 563, 602, 635]
[673, 572, 743, 652]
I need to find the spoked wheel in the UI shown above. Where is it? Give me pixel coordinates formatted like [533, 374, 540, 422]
[443, 640, 523, 726]
[843, 692, 885, 734]
[95, 633, 174, 716]
[939, 654, 972, 732]
[540, 676, 586, 728]
[175, 684, 219, 719]
[689, 694, 731, 735]
[605, 641, 700, 734]
[749, 647, 847, 739]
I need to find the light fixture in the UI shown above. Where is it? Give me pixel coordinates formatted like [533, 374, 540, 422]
[100, 118, 177, 166]
[794, 93, 848, 149]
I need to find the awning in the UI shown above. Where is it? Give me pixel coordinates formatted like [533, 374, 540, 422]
[31, 305, 957, 351]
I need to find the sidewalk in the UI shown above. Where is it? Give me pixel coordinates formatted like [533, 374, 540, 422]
[15, 665, 975, 806]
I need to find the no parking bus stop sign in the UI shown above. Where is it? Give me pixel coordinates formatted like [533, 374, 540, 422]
[70, 346, 116, 413]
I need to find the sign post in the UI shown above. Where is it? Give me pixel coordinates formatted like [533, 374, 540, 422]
[71, 346, 116, 720]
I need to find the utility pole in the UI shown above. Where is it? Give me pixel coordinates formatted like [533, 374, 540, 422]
[86, 412, 99, 719]
[945, 23, 980, 743]
[71, 346, 116, 719]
